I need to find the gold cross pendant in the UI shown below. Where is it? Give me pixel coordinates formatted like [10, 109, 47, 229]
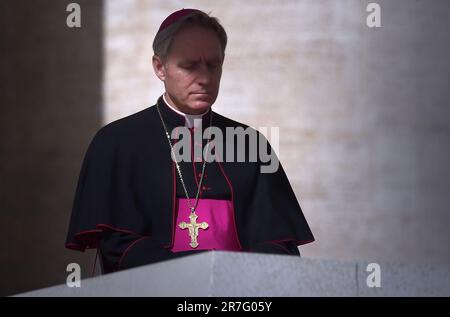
[178, 211, 209, 248]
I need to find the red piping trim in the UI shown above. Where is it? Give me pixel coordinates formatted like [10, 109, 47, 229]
[65, 242, 86, 251]
[163, 126, 178, 249]
[269, 238, 315, 246]
[268, 241, 290, 253]
[96, 224, 141, 235]
[191, 128, 200, 187]
[72, 224, 141, 238]
[241, 238, 315, 252]
[66, 224, 144, 252]
[92, 248, 99, 276]
[217, 160, 243, 251]
[73, 228, 102, 237]
[118, 236, 150, 270]
[166, 158, 177, 249]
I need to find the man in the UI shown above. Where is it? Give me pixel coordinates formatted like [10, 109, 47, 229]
[66, 9, 314, 273]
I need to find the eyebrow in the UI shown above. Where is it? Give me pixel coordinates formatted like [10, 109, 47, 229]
[179, 57, 222, 64]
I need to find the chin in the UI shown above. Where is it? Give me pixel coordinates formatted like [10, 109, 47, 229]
[189, 98, 214, 113]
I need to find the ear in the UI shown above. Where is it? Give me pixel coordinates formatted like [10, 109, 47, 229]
[152, 55, 166, 81]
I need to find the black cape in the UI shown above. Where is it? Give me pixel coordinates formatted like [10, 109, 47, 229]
[66, 96, 314, 265]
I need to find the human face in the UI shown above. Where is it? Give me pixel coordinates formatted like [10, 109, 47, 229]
[153, 26, 223, 115]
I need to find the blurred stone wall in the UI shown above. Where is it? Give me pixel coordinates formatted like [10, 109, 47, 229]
[0, 0, 103, 296]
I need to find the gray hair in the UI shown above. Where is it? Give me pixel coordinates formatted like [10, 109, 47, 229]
[152, 11, 227, 62]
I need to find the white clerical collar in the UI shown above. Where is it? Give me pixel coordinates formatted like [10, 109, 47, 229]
[163, 93, 209, 128]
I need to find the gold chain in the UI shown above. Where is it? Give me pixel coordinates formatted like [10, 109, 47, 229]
[156, 102, 213, 213]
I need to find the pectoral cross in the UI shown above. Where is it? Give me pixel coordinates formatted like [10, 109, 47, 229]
[178, 211, 209, 248]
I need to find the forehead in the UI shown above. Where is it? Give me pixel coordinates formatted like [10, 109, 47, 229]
[168, 26, 223, 60]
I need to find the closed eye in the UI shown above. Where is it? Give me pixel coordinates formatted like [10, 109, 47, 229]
[181, 64, 195, 70]
[207, 63, 220, 70]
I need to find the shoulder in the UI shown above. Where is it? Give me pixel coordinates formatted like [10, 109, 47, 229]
[96, 105, 159, 139]
[213, 111, 255, 131]
[212, 111, 266, 140]
[101, 106, 157, 135]
[88, 106, 158, 151]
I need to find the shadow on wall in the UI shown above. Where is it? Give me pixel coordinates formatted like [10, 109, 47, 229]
[0, 0, 103, 296]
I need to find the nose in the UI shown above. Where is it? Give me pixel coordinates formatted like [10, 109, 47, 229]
[196, 62, 212, 86]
